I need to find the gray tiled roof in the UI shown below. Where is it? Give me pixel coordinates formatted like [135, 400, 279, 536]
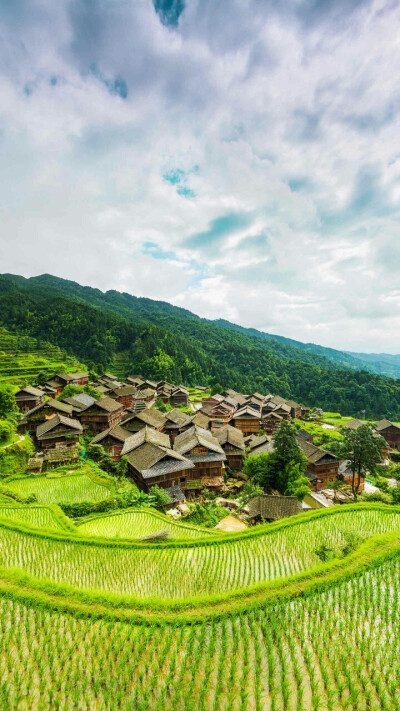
[36, 414, 82, 438]
[248, 495, 302, 520]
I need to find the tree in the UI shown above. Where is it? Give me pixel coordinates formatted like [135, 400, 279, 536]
[243, 452, 273, 488]
[240, 479, 263, 504]
[114, 456, 128, 488]
[340, 424, 385, 499]
[283, 461, 310, 500]
[149, 485, 172, 508]
[0, 386, 18, 420]
[57, 384, 101, 401]
[36, 371, 48, 386]
[269, 421, 308, 494]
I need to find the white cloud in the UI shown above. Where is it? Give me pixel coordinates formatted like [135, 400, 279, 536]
[1, 0, 400, 351]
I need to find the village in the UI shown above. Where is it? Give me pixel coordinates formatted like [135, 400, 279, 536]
[12, 370, 400, 525]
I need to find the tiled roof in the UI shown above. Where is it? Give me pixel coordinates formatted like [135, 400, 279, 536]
[248, 495, 302, 520]
[36, 414, 82, 438]
[298, 439, 337, 464]
[214, 424, 245, 451]
[90, 424, 132, 445]
[174, 425, 225, 456]
[121, 426, 171, 456]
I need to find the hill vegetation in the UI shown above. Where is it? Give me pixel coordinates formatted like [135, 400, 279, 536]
[1, 273, 400, 418]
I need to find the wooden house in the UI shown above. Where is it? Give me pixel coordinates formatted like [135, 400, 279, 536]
[214, 425, 245, 471]
[89, 424, 132, 460]
[338, 460, 365, 491]
[109, 385, 138, 409]
[14, 386, 45, 413]
[121, 427, 194, 492]
[231, 406, 261, 436]
[174, 425, 226, 492]
[120, 408, 167, 434]
[261, 411, 283, 434]
[62, 393, 96, 414]
[163, 409, 193, 442]
[170, 386, 189, 408]
[54, 372, 89, 388]
[156, 381, 174, 402]
[296, 428, 313, 444]
[137, 379, 158, 392]
[375, 420, 400, 449]
[19, 398, 74, 435]
[201, 393, 225, 409]
[78, 397, 124, 434]
[36, 414, 82, 450]
[209, 401, 236, 430]
[298, 440, 339, 491]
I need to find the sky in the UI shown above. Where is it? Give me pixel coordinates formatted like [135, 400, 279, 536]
[1, 0, 400, 353]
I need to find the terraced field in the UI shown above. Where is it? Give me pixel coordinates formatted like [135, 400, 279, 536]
[5, 473, 111, 505]
[0, 505, 70, 531]
[0, 327, 85, 385]
[0, 502, 399, 709]
[77, 508, 216, 539]
[0, 507, 399, 599]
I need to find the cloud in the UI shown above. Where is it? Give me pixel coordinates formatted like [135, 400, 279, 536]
[1, 0, 400, 351]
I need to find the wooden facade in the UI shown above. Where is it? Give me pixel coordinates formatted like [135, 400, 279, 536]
[376, 420, 400, 448]
[19, 399, 73, 435]
[299, 440, 339, 491]
[231, 407, 261, 436]
[36, 415, 82, 450]
[14, 387, 44, 413]
[79, 398, 124, 434]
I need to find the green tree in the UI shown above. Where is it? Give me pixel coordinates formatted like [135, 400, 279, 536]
[58, 384, 101, 401]
[340, 423, 385, 499]
[240, 479, 263, 504]
[243, 452, 273, 488]
[114, 455, 128, 488]
[149, 485, 172, 508]
[0, 386, 18, 420]
[283, 461, 310, 500]
[269, 421, 308, 494]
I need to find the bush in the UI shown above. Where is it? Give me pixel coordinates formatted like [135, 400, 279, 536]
[240, 480, 263, 504]
[149, 485, 172, 508]
[359, 490, 392, 504]
[184, 502, 226, 528]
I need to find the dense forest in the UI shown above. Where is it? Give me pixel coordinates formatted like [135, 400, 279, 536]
[1, 273, 400, 419]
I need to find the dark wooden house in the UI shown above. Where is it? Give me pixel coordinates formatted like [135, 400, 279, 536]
[214, 425, 245, 471]
[54, 372, 89, 388]
[231, 406, 261, 436]
[298, 440, 339, 491]
[36, 414, 83, 450]
[375, 420, 400, 449]
[78, 396, 124, 434]
[14, 386, 45, 413]
[174, 425, 226, 493]
[109, 385, 138, 409]
[19, 398, 74, 435]
[163, 409, 193, 442]
[170, 386, 189, 408]
[121, 427, 194, 492]
[120, 408, 167, 434]
[90, 424, 132, 460]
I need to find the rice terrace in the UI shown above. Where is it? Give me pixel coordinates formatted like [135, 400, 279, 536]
[0, 498, 400, 708]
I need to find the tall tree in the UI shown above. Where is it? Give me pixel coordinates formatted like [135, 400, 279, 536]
[340, 424, 385, 499]
[270, 421, 308, 494]
[0, 386, 18, 420]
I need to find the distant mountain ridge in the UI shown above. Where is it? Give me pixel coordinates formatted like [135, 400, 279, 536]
[1, 272, 400, 418]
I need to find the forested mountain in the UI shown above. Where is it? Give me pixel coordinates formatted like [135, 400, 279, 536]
[1, 272, 400, 419]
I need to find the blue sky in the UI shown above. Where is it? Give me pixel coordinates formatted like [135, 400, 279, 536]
[1, 0, 400, 351]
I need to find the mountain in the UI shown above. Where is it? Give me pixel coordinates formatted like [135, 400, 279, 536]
[1, 272, 400, 418]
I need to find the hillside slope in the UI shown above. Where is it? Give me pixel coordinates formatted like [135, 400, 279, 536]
[1, 272, 400, 418]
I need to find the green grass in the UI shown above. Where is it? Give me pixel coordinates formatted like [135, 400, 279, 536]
[5, 473, 111, 505]
[0, 506, 399, 600]
[77, 508, 217, 539]
[320, 412, 357, 426]
[187, 387, 207, 402]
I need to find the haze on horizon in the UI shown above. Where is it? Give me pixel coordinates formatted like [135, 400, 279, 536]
[1, 0, 400, 353]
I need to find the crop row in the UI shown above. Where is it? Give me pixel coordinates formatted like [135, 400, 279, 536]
[6, 474, 110, 505]
[76, 508, 217, 539]
[0, 508, 399, 599]
[0, 553, 399, 710]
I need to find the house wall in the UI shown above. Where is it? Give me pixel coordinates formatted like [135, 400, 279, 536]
[379, 427, 400, 448]
[307, 460, 340, 491]
[16, 396, 44, 413]
[233, 418, 261, 436]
